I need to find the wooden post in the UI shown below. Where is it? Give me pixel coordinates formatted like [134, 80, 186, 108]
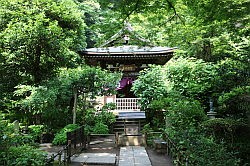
[115, 132, 119, 147]
[82, 126, 87, 150]
[166, 139, 169, 155]
[58, 152, 61, 165]
[123, 119, 126, 134]
[80, 127, 82, 147]
[74, 130, 77, 150]
[176, 152, 180, 166]
[138, 120, 141, 134]
[63, 145, 68, 166]
[67, 132, 71, 164]
[185, 156, 189, 166]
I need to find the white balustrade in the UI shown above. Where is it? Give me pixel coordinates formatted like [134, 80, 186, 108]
[115, 98, 141, 111]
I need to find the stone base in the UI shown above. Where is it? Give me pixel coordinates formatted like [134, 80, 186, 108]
[153, 139, 167, 153]
[207, 111, 217, 119]
[118, 135, 146, 146]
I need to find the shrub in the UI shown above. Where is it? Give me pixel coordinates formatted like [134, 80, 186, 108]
[102, 102, 116, 110]
[141, 123, 161, 146]
[10, 134, 34, 146]
[166, 97, 207, 130]
[218, 86, 250, 117]
[28, 125, 44, 138]
[164, 97, 240, 165]
[7, 145, 46, 166]
[52, 124, 79, 145]
[202, 118, 247, 143]
[84, 104, 116, 134]
[97, 110, 116, 126]
[187, 135, 240, 165]
[163, 126, 240, 165]
[92, 122, 109, 134]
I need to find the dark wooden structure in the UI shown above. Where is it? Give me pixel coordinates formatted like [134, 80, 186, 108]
[66, 126, 86, 163]
[79, 23, 176, 98]
[45, 126, 86, 165]
[80, 23, 175, 76]
[81, 45, 174, 76]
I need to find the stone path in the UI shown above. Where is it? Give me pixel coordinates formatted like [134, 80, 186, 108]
[71, 153, 116, 165]
[70, 146, 151, 166]
[118, 146, 151, 166]
[40, 143, 172, 166]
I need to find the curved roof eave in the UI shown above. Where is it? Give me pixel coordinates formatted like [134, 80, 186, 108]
[81, 45, 176, 55]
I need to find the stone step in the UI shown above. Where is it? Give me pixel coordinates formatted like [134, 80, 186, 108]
[118, 146, 151, 166]
[118, 135, 146, 146]
[71, 153, 117, 165]
[115, 120, 142, 123]
[113, 115, 146, 135]
[117, 112, 146, 119]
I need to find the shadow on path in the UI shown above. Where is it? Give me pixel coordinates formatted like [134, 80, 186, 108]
[146, 147, 173, 166]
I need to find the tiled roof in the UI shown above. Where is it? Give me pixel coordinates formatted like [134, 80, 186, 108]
[82, 45, 175, 55]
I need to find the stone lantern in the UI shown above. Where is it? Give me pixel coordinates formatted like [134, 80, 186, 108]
[207, 98, 217, 119]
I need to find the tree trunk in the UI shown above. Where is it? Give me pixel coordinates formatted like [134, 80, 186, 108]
[72, 90, 77, 124]
[34, 45, 42, 84]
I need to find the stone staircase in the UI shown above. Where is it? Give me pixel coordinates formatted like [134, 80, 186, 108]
[113, 111, 146, 146]
[118, 134, 146, 146]
[113, 112, 146, 135]
[113, 118, 146, 135]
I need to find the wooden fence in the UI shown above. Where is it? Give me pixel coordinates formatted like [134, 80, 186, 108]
[145, 132, 189, 166]
[45, 126, 86, 165]
[87, 133, 118, 147]
[66, 126, 86, 163]
[164, 134, 189, 166]
[45, 147, 67, 166]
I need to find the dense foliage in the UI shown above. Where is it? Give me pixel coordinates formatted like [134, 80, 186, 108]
[124, 0, 250, 164]
[0, 0, 249, 165]
[7, 145, 46, 166]
[52, 124, 79, 145]
[0, 1, 121, 163]
[12, 66, 120, 129]
[84, 103, 116, 134]
[0, 113, 47, 165]
[0, 0, 86, 88]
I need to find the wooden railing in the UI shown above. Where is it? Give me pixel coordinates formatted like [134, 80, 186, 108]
[145, 132, 189, 166]
[45, 126, 86, 165]
[164, 134, 189, 166]
[45, 147, 67, 166]
[115, 98, 141, 111]
[87, 133, 118, 147]
[66, 126, 86, 163]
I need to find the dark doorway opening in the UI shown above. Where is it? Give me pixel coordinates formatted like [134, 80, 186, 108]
[117, 77, 136, 98]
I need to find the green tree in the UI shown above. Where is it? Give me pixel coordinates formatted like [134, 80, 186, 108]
[13, 66, 121, 128]
[133, 58, 218, 110]
[132, 57, 218, 128]
[164, 57, 218, 103]
[126, 0, 249, 117]
[132, 65, 168, 110]
[0, 0, 86, 88]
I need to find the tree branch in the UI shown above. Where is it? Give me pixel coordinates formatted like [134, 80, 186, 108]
[122, 0, 141, 23]
[165, 0, 185, 24]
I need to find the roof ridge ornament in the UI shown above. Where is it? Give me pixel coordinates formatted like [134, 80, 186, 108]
[100, 22, 154, 47]
[124, 21, 133, 31]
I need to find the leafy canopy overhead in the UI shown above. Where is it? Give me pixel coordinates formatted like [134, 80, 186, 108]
[0, 0, 86, 86]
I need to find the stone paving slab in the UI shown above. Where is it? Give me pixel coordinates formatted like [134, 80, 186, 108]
[134, 157, 151, 164]
[71, 153, 116, 165]
[119, 146, 152, 166]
